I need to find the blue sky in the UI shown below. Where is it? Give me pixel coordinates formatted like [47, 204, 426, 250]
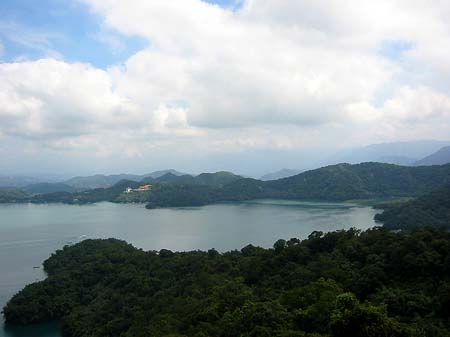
[0, 0, 409, 68]
[0, 0, 146, 68]
[0, 0, 239, 68]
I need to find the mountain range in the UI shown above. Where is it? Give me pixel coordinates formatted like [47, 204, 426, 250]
[8, 162, 447, 209]
[260, 140, 450, 180]
[413, 146, 450, 166]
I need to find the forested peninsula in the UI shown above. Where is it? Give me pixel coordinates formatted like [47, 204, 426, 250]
[4, 227, 450, 337]
[375, 185, 450, 230]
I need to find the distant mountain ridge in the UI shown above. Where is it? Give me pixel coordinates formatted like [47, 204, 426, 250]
[414, 146, 450, 166]
[260, 169, 303, 181]
[142, 171, 242, 187]
[16, 162, 450, 209]
[23, 183, 77, 195]
[259, 140, 450, 182]
[64, 169, 186, 189]
[0, 176, 45, 188]
[327, 140, 450, 166]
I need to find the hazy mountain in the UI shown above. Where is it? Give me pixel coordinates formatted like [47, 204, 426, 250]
[0, 176, 45, 188]
[23, 183, 77, 195]
[144, 169, 186, 179]
[414, 146, 450, 166]
[260, 169, 304, 181]
[142, 171, 242, 187]
[194, 171, 242, 187]
[328, 140, 450, 165]
[146, 173, 196, 185]
[64, 169, 186, 189]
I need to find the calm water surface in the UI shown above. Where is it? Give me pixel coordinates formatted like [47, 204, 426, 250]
[0, 200, 379, 337]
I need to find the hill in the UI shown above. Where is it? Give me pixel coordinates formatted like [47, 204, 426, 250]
[414, 146, 450, 166]
[0, 188, 28, 203]
[263, 162, 450, 200]
[64, 169, 186, 189]
[142, 171, 242, 187]
[5, 227, 450, 336]
[4, 163, 450, 208]
[194, 171, 242, 187]
[329, 140, 450, 165]
[13, 162, 450, 208]
[375, 185, 450, 230]
[23, 182, 77, 195]
[0, 176, 44, 188]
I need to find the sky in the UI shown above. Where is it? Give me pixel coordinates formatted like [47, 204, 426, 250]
[1, 0, 450, 177]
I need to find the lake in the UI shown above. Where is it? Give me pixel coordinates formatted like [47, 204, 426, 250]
[0, 200, 379, 337]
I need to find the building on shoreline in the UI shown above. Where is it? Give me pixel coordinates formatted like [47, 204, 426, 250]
[125, 184, 152, 193]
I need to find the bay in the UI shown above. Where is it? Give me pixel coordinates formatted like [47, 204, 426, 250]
[0, 200, 378, 337]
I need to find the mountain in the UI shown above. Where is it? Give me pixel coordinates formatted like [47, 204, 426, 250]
[23, 183, 77, 195]
[0, 188, 28, 203]
[413, 146, 450, 166]
[329, 140, 450, 165]
[141, 171, 243, 187]
[0, 176, 44, 188]
[194, 171, 242, 187]
[64, 169, 186, 189]
[224, 162, 450, 202]
[10, 162, 450, 208]
[375, 185, 450, 230]
[260, 169, 303, 181]
[144, 169, 186, 179]
[148, 173, 196, 185]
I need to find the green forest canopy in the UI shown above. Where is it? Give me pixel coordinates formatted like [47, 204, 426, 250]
[375, 185, 450, 230]
[4, 227, 450, 337]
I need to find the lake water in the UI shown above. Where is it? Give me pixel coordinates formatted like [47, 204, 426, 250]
[0, 200, 379, 337]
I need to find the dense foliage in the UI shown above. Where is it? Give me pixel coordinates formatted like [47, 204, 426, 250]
[4, 227, 450, 337]
[0, 188, 28, 203]
[375, 185, 450, 230]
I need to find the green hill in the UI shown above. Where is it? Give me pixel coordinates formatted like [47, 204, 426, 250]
[375, 185, 450, 230]
[5, 227, 450, 336]
[0, 188, 29, 203]
[5, 162, 450, 208]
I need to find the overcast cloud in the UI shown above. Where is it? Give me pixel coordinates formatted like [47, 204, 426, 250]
[1, 0, 450, 175]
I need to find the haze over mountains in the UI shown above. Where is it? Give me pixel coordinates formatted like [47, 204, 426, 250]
[3, 140, 450, 191]
[261, 140, 450, 180]
[413, 146, 450, 166]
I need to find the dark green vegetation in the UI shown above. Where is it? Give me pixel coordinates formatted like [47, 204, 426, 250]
[2, 163, 450, 208]
[0, 188, 28, 203]
[4, 227, 450, 337]
[142, 162, 450, 208]
[375, 185, 450, 230]
[64, 170, 186, 190]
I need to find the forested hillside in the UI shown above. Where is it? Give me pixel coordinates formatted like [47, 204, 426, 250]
[375, 185, 450, 230]
[4, 227, 450, 337]
[2, 163, 450, 208]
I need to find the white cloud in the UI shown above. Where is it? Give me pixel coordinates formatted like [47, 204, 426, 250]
[2, 0, 450, 172]
[0, 59, 137, 139]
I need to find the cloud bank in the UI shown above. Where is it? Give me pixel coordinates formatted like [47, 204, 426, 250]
[1, 0, 450, 173]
